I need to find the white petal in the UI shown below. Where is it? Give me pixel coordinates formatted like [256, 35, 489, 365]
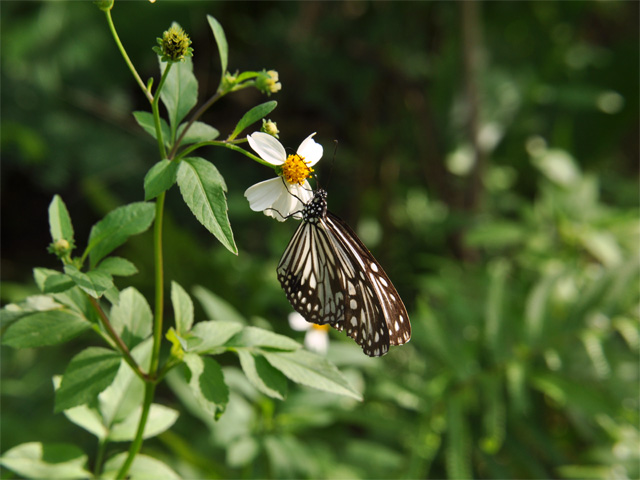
[297, 132, 323, 166]
[288, 312, 310, 331]
[270, 184, 302, 221]
[305, 329, 329, 354]
[247, 132, 286, 165]
[244, 177, 284, 212]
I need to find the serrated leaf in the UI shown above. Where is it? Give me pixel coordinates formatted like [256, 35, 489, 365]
[177, 121, 220, 146]
[192, 285, 245, 324]
[159, 56, 198, 130]
[55, 347, 121, 413]
[0, 442, 90, 480]
[86, 202, 155, 268]
[207, 15, 228, 82]
[133, 111, 171, 145]
[177, 157, 237, 254]
[228, 101, 277, 141]
[33, 267, 73, 294]
[227, 326, 301, 352]
[183, 353, 228, 419]
[64, 265, 113, 298]
[263, 350, 361, 400]
[171, 281, 194, 334]
[108, 404, 179, 441]
[97, 257, 138, 277]
[109, 287, 152, 348]
[187, 321, 244, 354]
[2, 310, 91, 348]
[237, 350, 287, 400]
[102, 453, 180, 480]
[48, 195, 74, 244]
[143, 159, 179, 201]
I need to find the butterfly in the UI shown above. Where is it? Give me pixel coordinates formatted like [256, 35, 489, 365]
[277, 189, 411, 356]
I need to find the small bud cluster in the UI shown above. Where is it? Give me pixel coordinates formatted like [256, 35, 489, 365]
[153, 25, 193, 63]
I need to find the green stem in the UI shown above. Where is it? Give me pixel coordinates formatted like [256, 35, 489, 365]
[94, 438, 108, 477]
[88, 296, 148, 382]
[115, 382, 156, 479]
[176, 140, 274, 168]
[104, 10, 153, 104]
[168, 90, 224, 159]
[150, 192, 166, 375]
[153, 64, 173, 159]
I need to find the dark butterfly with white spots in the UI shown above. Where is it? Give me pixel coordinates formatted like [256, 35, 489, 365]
[277, 189, 411, 356]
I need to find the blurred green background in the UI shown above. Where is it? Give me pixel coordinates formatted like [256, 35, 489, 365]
[1, 1, 638, 479]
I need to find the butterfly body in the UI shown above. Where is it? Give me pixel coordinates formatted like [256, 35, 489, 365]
[277, 189, 411, 357]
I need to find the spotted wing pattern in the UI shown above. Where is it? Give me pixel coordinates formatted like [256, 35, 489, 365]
[277, 189, 411, 357]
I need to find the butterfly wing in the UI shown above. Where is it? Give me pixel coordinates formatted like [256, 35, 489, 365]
[277, 221, 347, 330]
[325, 212, 411, 348]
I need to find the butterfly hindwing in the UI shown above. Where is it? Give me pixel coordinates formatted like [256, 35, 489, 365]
[277, 189, 411, 357]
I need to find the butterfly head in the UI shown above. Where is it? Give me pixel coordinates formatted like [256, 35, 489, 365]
[303, 189, 328, 223]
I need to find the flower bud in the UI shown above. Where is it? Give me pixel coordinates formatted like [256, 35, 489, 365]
[261, 119, 279, 138]
[48, 238, 73, 258]
[153, 25, 193, 63]
[256, 70, 282, 96]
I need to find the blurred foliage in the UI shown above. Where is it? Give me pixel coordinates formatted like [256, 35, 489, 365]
[1, 1, 638, 479]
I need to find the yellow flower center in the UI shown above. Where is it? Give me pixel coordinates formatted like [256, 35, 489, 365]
[311, 324, 330, 332]
[282, 154, 314, 185]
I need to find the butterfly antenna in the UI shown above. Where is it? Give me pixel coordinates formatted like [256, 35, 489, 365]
[323, 140, 338, 191]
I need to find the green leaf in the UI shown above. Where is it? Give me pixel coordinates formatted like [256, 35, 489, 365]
[102, 453, 180, 480]
[525, 272, 561, 344]
[171, 281, 194, 334]
[177, 121, 220, 146]
[445, 394, 472, 480]
[159, 56, 198, 130]
[237, 350, 287, 400]
[263, 349, 362, 400]
[48, 195, 74, 243]
[187, 320, 244, 354]
[177, 157, 237, 254]
[64, 265, 113, 298]
[133, 111, 171, 145]
[183, 353, 228, 419]
[108, 404, 179, 441]
[53, 376, 108, 440]
[96, 257, 138, 277]
[228, 101, 278, 141]
[143, 159, 179, 201]
[33, 267, 74, 294]
[192, 285, 246, 324]
[207, 15, 228, 82]
[227, 326, 301, 352]
[85, 202, 155, 268]
[1, 294, 64, 329]
[2, 310, 91, 348]
[0, 442, 90, 480]
[109, 287, 152, 348]
[99, 339, 152, 427]
[55, 347, 121, 413]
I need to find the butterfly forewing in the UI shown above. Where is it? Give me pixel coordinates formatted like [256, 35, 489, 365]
[277, 189, 410, 357]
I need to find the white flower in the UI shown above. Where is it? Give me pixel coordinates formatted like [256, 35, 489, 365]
[244, 132, 323, 221]
[288, 312, 329, 354]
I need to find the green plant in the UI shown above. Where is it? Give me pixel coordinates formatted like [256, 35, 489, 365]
[0, 5, 360, 479]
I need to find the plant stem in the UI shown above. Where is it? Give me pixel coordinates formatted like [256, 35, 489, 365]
[94, 439, 108, 477]
[150, 192, 166, 376]
[88, 296, 148, 382]
[153, 64, 173, 158]
[169, 90, 224, 159]
[104, 10, 153, 104]
[176, 140, 274, 168]
[115, 382, 156, 479]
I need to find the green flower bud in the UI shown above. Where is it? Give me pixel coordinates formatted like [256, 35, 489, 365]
[256, 70, 282, 96]
[47, 238, 73, 259]
[153, 25, 193, 63]
[93, 0, 114, 12]
[261, 119, 279, 138]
